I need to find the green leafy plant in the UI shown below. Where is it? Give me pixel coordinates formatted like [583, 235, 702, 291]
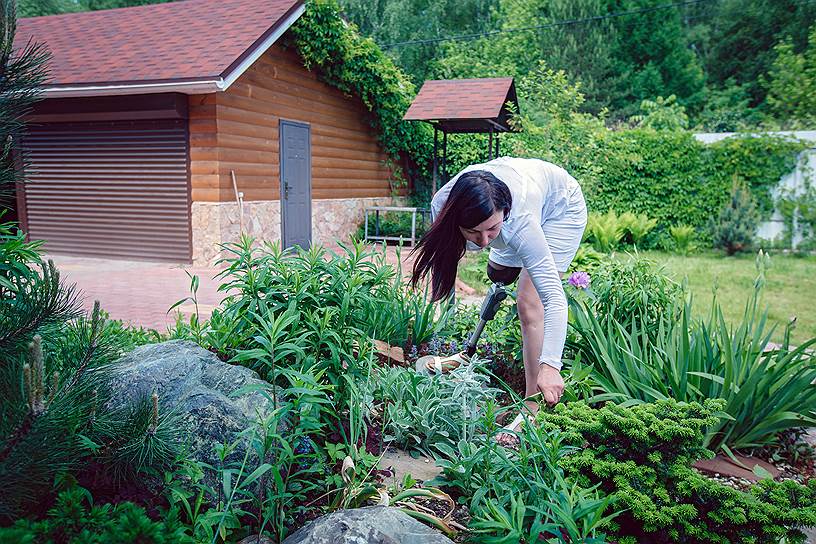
[432, 406, 619, 543]
[376, 363, 500, 455]
[618, 211, 658, 248]
[568, 253, 816, 453]
[584, 255, 682, 335]
[332, 459, 460, 536]
[629, 94, 689, 131]
[778, 178, 816, 249]
[668, 224, 697, 255]
[567, 244, 606, 275]
[1, 0, 50, 202]
[1, 272, 180, 521]
[0, 212, 42, 296]
[585, 210, 625, 253]
[164, 373, 331, 543]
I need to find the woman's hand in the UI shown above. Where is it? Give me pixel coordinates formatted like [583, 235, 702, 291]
[537, 364, 564, 406]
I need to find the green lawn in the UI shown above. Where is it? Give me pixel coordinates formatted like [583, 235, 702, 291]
[639, 250, 816, 345]
[458, 250, 816, 345]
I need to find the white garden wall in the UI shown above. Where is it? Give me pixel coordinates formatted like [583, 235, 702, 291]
[695, 131, 816, 248]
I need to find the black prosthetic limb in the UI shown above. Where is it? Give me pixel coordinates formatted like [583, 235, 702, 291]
[464, 261, 521, 357]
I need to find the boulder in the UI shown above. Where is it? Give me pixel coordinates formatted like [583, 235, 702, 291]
[108, 340, 273, 468]
[282, 506, 454, 544]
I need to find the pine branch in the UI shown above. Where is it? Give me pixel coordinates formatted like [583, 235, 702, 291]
[0, 260, 82, 357]
[1, 0, 51, 202]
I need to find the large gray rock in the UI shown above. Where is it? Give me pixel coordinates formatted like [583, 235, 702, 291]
[282, 507, 454, 544]
[108, 340, 273, 467]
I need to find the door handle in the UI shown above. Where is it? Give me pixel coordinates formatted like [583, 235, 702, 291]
[283, 180, 289, 199]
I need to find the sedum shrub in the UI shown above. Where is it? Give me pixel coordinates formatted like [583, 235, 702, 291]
[537, 399, 816, 544]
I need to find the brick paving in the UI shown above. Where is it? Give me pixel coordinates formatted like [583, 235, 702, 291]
[47, 254, 225, 332]
[45, 243, 479, 333]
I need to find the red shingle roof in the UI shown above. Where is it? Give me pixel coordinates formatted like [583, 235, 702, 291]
[403, 78, 516, 121]
[15, 0, 303, 90]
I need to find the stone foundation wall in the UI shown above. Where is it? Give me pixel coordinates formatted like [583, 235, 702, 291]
[191, 196, 402, 265]
[311, 196, 400, 246]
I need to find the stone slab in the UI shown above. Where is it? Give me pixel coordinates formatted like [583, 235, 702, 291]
[379, 448, 441, 484]
[693, 453, 781, 481]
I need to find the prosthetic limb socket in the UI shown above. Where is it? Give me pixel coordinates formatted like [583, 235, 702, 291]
[464, 261, 521, 357]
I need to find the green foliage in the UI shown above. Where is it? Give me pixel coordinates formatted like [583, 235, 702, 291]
[175, 237, 450, 397]
[711, 180, 760, 255]
[165, 375, 332, 543]
[568, 253, 816, 452]
[629, 95, 689, 131]
[337, 0, 498, 87]
[703, 0, 816, 107]
[0, 242, 181, 520]
[375, 364, 499, 455]
[567, 244, 606, 276]
[441, 298, 523, 363]
[0, 303, 182, 520]
[0, 485, 192, 543]
[585, 210, 624, 253]
[778, 178, 816, 248]
[764, 25, 816, 126]
[286, 0, 431, 184]
[0, 212, 43, 296]
[1, 0, 50, 204]
[693, 81, 765, 132]
[668, 224, 697, 255]
[432, 416, 619, 543]
[617, 211, 657, 248]
[583, 255, 682, 335]
[538, 399, 816, 543]
[186, 239, 377, 375]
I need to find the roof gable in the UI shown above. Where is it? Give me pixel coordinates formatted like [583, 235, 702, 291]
[15, 0, 303, 96]
[403, 77, 519, 132]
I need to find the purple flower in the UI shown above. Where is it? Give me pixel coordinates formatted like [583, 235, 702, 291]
[568, 271, 591, 289]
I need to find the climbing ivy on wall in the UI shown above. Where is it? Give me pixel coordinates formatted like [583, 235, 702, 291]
[286, 0, 432, 188]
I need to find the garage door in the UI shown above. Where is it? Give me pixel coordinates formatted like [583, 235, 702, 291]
[22, 119, 191, 262]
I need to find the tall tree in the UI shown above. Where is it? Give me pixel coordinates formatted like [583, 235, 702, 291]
[430, 0, 618, 115]
[604, 0, 705, 118]
[763, 26, 816, 126]
[705, 0, 816, 106]
[339, 0, 499, 85]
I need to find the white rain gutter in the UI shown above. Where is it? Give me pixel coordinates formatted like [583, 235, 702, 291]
[40, 2, 305, 99]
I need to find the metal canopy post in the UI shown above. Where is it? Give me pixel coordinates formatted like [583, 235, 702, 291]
[488, 125, 494, 161]
[442, 130, 448, 182]
[495, 133, 500, 158]
[432, 126, 439, 194]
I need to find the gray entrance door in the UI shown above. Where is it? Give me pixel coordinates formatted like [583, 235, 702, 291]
[279, 120, 312, 250]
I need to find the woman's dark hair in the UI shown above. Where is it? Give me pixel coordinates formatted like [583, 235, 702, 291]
[411, 170, 511, 301]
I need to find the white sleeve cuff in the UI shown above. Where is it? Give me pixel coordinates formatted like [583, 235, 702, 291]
[539, 359, 563, 371]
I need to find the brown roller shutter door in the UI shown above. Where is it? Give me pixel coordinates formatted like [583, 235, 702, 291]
[22, 119, 192, 262]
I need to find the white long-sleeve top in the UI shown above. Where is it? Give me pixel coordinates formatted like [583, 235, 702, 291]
[430, 157, 583, 370]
